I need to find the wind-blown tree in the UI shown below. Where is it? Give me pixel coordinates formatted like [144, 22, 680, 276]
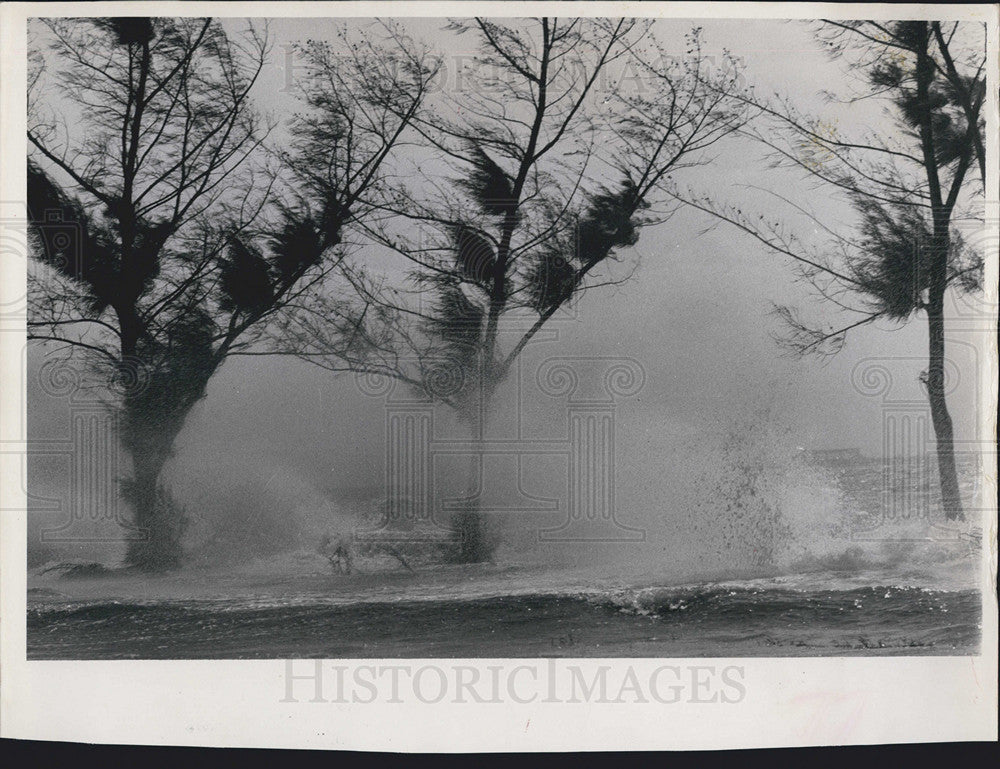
[26, 17, 425, 570]
[281, 19, 749, 561]
[676, 20, 986, 521]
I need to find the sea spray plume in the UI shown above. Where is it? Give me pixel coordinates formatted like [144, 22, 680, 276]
[687, 400, 795, 574]
[176, 459, 346, 567]
[715, 409, 793, 571]
[185, 479, 302, 566]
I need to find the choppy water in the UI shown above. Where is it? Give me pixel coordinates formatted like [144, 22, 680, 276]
[26, 455, 990, 658]
[27, 574, 981, 659]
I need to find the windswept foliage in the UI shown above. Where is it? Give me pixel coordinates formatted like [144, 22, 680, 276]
[280, 19, 750, 560]
[457, 145, 518, 217]
[26, 17, 407, 570]
[679, 20, 986, 520]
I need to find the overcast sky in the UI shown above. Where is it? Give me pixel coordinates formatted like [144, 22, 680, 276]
[27, 16, 987, 503]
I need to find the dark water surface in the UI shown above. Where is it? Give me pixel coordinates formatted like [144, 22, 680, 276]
[27, 580, 981, 659]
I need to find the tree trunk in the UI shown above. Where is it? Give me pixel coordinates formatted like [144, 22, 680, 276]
[925, 299, 965, 521]
[118, 346, 221, 570]
[452, 503, 489, 564]
[912, 25, 965, 523]
[451, 390, 496, 563]
[122, 427, 186, 571]
[120, 380, 211, 571]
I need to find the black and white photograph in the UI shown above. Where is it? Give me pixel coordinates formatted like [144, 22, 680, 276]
[1, 0, 997, 751]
